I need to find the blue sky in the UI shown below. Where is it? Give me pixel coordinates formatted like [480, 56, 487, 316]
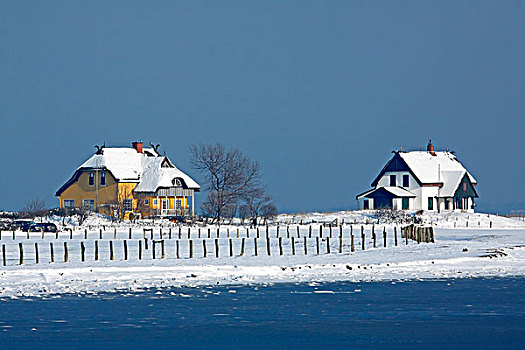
[1, 1, 524, 213]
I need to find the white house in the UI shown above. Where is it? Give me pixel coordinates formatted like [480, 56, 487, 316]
[356, 141, 478, 212]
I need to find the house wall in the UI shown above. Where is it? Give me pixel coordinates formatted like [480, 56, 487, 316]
[59, 170, 119, 210]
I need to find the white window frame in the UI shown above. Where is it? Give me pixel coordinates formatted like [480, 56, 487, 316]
[100, 171, 106, 186]
[82, 199, 95, 211]
[123, 199, 133, 212]
[63, 199, 75, 208]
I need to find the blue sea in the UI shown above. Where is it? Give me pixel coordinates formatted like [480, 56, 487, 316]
[0, 277, 523, 349]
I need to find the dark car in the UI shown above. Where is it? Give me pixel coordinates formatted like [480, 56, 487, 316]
[11, 220, 35, 232]
[29, 223, 58, 233]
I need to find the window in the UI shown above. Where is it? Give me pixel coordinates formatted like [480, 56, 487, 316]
[403, 175, 409, 187]
[390, 175, 396, 186]
[363, 200, 369, 210]
[162, 199, 168, 210]
[89, 172, 94, 186]
[172, 178, 182, 187]
[144, 199, 149, 206]
[82, 199, 95, 211]
[176, 199, 182, 211]
[463, 183, 467, 192]
[63, 199, 74, 208]
[100, 171, 106, 186]
[153, 199, 158, 206]
[428, 197, 434, 210]
[123, 199, 133, 212]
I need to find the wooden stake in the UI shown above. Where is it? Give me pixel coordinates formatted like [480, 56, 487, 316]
[241, 238, 245, 256]
[326, 237, 330, 254]
[215, 239, 219, 258]
[229, 239, 233, 257]
[94, 241, 98, 261]
[1, 244, 5, 266]
[99, 228, 102, 240]
[291, 237, 295, 255]
[64, 242, 69, 262]
[124, 240, 128, 260]
[361, 226, 365, 250]
[316, 237, 320, 255]
[139, 240, 142, 260]
[50, 242, 55, 263]
[189, 240, 193, 258]
[394, 227, 398, 246]
[35, 243, 39, 264]
[254, 238, 258, 256]
[304, 237, 307, 255]
[203, 239, 207, 258]
[383, 227, 387, 248]
[19, 243, 23, 265]
[266, 238, 271, 256]
[279, 237, 283, 256]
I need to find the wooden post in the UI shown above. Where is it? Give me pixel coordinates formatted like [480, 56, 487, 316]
[138, 240, 142, 260]
[329, 225, 332, 238]
[84, 229, 87, 240]
[50, 242, 55, 263]
[361, 226, 365, 250]
[257, 227, 260, 239]
[296, 226, 300, 238]
[237, 228, 240, 238]
[216, 228, 220, 238]
[189, 240, 193, 258]
[339, 225, 343, 238]
[266, 237, 271, 256]
[19, 243, 23, 265]
[276, 224, 279, 238]
[490, 221, 492, 229]
[114, 228, 117, 239]
[406, 226, 409, 245]
[383, 227, 387, 248]
[279, 237, 283, 256]
[12, 230, 15, 240]
[64, 242, 69, 262]
[161, 240, 165, 259]
[99, 228, 102, 240]
[188, 227, 191, 239]
[339, 235, 343, 253]
[176, 240, 180, 259]
[254, 238, 258, 256]
[228, 238, 233, 257]
[55, 230, 58, 240]
[351, 233, 354, 252]
[178, 226, 182, 239]
[326, 237, 330, 254]
[129, 227, 132, 240]
[169, 228, 172, 240]
[120, 240, 126, 261]
[215, 239, 219, 258]
[319, 225, 323, 238]
[227, 228, 230, 238]
[198, 228, 201, 238]
[372, 225, 376, 248]
[286, 226, 289, 239]
[1, 244, 5, 266]
[35, 243, 39, 264]
[309, 225, 312, 238]
[247, 227, 250, 238]
[144, 238, 149, 250]
[160, 228, 163, 240]
[316, 237, 320, 255]
[203, 240, 207, 258]
[394, 227, 398, 246]
[291, 237, 295, 255]
[69, 228, 73, 240]
[81, 241, 85, 262]
[94, 241, 98, 261]
[304, 237, 308, 255]
[241, 238, 245, 256]
[42, 230, 44, 240]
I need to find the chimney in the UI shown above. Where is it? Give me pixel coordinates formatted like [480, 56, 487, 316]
[132, 141, 143, 153]
[427, 139, 436, 156]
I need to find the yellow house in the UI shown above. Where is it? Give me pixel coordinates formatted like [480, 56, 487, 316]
[56, 141, 200, 219]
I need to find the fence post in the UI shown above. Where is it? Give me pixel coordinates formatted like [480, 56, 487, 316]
[339, 234, 343, 253]
[69, 228, 73, 240]
[84, 229, 87, 240]
[114, 228, 117, 239]
[319, 225, 323, 238]
[94, 241, 98, 261]
[394, 227, 398, 246]
[309, 225, 312, 238]
[138, 240, 142, 260]
[329, 225, 332, 238]
[247, 227, 250, 238]
[99, 228, 102, 240]
[189, 240, 193, 258]
[229, 238, 233, 257]
[161, 240, 165, 259]
[279, 237, 283, 256]
[237, 228, 240, 238]
[153, 241, 156, 259]
[81, 241, 85, 262]
[316, 237, 320, 255]
[176, 240, 180, 259]
[55, 230, 58, 240]
[351, 232, 354, 252]
[64, 242, 69, 262]
[266, 237, 271, 256]
[254, 238, 258, 256]
[217, 228, 220, 238]
[188, 227, 191, 239]
[304, 237, 308, 255]
[258, 227, 261, 239]
[431, 227, 435, 243]
[326, 237, 330, 254]
[19, 243, 23, 265]
[296, 226, 300, 238]
[361, 226, 365, 250]
[129, 227, 132, 240]
[241, 238, 245, 256]
[160, 228, 163, 240]
[35, 242, 39, 264]
[124, 240, 128, 260]
[286, 226, 289, 239]
[383, 227, 387, 248]
[215, 239, 219, 258]
[169, 228, 172, 240]
[202, 240, 207, 258]
[291, 237, 295, 255]
[42, 230, 44, 240]
[372, 226, 376, 248]
[50, 242, 54, 263]
[12, 230, 15, 240]
[1, 244, 5, 266]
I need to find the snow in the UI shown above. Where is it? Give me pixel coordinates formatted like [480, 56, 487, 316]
[0, 211, 524, 298]
[399, 151, 477, 184]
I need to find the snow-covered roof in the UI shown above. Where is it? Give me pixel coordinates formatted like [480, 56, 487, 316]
[59, 146, 200, 194]
[398, 151, 477, 185]
[439, 171, 465, 197]
[357, 186, 416, 199]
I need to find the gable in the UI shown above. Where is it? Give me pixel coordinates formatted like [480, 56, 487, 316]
[454, 173, 479, 198]
[371, 153, 422, 187]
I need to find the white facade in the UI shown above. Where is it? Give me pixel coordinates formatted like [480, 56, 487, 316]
[357, 145, 478, 212]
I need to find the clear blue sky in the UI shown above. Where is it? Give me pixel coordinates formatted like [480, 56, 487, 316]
[1, 1, 524, 213]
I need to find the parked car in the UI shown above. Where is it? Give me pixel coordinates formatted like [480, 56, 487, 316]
[10, 220, 35, 232]
[29, 223, 58, 233]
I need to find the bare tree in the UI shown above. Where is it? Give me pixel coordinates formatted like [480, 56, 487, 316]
[20, 198, 47, 218]
[239, 187, 277, 226]
[190, 143, 261, 223]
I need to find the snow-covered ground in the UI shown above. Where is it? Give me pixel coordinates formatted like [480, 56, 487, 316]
[0, 211, 524, 298]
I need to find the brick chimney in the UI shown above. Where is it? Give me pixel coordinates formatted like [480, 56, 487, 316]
[427, 139, 436, 156]
[132, 141, 143, 153]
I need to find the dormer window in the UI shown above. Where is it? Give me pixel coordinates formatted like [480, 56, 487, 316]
[89, 172, 94, 186]
[100, 171, 106, 186]
[172, 178, 182, 187]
